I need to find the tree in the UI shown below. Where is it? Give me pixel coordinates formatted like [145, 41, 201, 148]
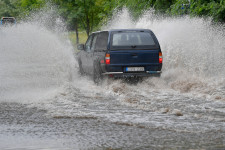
[77, 0, 106, 36]
[0, 0, 19, 17]
[53, 0, 82, 44]
[19, 0, 46, 16]
[53, 0, 108, 42]
[190, 0, 225, 22]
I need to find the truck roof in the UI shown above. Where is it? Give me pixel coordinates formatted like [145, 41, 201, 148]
[92, 29, 152, 34]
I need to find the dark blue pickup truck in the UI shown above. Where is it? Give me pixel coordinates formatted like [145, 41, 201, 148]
[77, 29, 162, 83]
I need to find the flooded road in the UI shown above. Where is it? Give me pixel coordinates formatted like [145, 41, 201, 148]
[0, 9, 225, 149]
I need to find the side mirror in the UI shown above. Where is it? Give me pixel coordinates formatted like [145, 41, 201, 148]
[77, 44, 84, 50]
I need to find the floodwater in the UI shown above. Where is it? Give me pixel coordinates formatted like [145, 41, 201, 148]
[0, 9, 225, 149]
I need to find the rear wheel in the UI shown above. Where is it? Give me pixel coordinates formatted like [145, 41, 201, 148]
[78, 60, 85, 75]
[93, 63, 103, 84]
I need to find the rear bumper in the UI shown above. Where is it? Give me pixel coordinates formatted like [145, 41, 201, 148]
[105, 64, 162, 73]
[102, 71, 161, 77]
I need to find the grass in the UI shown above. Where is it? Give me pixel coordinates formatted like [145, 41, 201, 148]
[68, 31, 88, 53]
[68, 31, 88, 48]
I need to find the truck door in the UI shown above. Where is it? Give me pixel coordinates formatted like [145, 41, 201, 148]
[86, 33, 98, 74]
[82, 34, 93, 73]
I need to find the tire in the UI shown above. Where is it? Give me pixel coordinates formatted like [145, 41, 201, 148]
[93, 62, 103, 84]
[78, 60, 85, 75]
[154, 73, 161, 78]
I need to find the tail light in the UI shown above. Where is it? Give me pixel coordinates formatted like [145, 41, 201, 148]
[159, 52, 163, 63]
[105, 53, 110, 64]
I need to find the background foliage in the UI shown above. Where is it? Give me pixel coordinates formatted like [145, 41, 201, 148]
[1, 0, 225, 40]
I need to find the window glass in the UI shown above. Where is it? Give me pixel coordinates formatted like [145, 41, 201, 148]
[95, 32, 109, 50]
[112, 32, 155, 46]
[91, 34, 98, 51]
[85, 35, 93, 52]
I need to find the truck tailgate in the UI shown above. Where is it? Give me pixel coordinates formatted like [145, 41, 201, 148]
[110, 49, 160, 65]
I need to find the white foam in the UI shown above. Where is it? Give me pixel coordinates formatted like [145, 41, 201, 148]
[0, 13, 76, 103]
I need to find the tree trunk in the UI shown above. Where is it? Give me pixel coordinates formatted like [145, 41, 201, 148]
[83, 0, 90, 36]
[85, 12, 90, 36]
[75, 21, 79, 44]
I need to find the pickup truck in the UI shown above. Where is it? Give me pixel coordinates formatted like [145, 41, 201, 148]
[77, 29, 162, 83]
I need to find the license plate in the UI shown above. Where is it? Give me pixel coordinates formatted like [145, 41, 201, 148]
[126, 67, 144, 72]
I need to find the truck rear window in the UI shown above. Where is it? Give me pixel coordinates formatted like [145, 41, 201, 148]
[110, 31, 159, 50]
[112, 32, 155, 46]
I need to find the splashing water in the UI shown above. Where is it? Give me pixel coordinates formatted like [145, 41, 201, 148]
[106, 9, 225, 78]
[0, 8, 225, 103]
[0, 10, 76, 103]
[0, 8, 225, 150]
[37, 8, 225, 122]
[104, 9, 225, 97]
